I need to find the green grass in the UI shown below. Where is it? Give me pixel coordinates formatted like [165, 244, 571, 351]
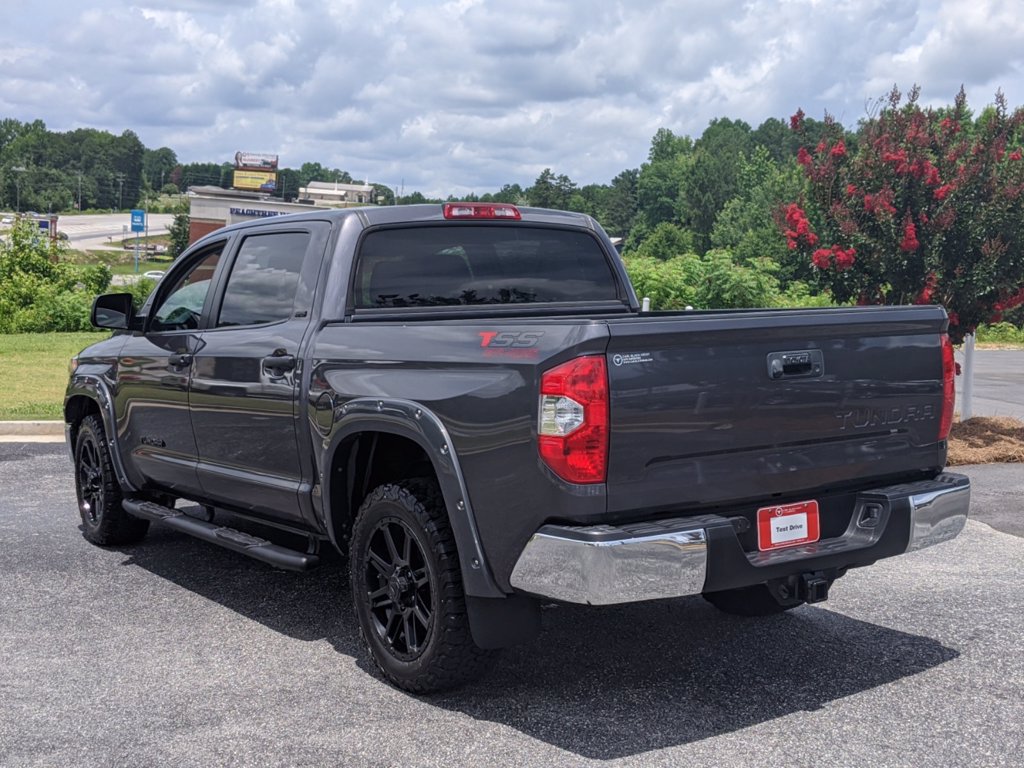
[0, 332, 107, 420]
[109, 259, 170, 275]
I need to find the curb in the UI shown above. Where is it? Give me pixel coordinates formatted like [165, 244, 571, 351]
[0, 421, 65, 436]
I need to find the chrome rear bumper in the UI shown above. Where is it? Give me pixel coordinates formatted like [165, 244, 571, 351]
[509, 473, 970, 606]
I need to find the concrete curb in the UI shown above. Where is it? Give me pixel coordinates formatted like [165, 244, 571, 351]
[0, 421, 65, 436]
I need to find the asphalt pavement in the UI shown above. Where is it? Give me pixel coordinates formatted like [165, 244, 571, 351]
[955, 348, 1024, 420]
[1, 443, 1021, 767]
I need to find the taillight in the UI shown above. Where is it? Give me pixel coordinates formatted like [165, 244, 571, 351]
[538, 356, 608, 483]
[443, 202, 521, 220]
[939, 333, 955, 441]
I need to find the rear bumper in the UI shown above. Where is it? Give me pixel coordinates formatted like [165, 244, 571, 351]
[509, 473, 970, 605]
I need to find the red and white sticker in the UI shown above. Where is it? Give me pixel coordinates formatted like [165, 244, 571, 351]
[757, 500, 820, 551]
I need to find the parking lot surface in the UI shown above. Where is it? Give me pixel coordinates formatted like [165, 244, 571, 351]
[1, 444, 1022, 767]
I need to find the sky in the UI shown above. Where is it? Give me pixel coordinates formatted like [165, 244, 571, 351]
[2, 0, 1024, 197]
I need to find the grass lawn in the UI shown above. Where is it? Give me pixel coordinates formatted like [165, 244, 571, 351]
[0, 332, 108, 420]
[109, 259, 170, 275]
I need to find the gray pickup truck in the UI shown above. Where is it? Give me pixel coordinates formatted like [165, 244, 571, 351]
[66, 203, 969, 692]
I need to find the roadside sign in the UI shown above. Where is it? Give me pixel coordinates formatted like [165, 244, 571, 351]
[130, 209, 145, 233]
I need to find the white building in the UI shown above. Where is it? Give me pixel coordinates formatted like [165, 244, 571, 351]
[299, 181, 375, 207]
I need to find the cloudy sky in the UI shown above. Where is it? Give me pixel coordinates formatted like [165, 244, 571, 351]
[2, 0, 1023, 197]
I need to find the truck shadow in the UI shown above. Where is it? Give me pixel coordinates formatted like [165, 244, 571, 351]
[117, 524, 959, 761]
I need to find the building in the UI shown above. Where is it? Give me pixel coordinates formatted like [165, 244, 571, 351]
[298, 181, 375, 207]
[186, 186, 327, 245]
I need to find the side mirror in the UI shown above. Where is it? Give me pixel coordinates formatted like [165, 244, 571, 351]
[91, 293, 135, 330]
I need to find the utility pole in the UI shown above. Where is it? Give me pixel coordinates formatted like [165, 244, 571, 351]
[77, 172, 82, 210]
[116, 173, 125, 211]
[13, 166, 26, 212]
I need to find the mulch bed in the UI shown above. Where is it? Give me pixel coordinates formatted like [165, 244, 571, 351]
[947, 416, 1024, 465]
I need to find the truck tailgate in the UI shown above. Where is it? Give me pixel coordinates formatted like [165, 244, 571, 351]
[604, 306, 949, 515]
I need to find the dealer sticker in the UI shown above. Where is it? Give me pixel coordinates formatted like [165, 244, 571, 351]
[756, 500, 820, 551]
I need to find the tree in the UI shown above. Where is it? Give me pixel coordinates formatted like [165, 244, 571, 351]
[143, 147, 178, 191]
[167, 212, 190, 259]
[528, 168, 577, 209]
[784, 86, 1024, 343]
[712, 145, 807, 282]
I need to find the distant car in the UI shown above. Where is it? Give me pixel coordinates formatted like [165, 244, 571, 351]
[0, 216, 13, 226]
[142, 270, 165, 280]
[57, 231, 69, 241]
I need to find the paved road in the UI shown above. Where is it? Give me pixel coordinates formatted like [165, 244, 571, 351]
[956, 348, 1024, 421]
[56, 213, 174, 251]
[1, 444, 1021, 767]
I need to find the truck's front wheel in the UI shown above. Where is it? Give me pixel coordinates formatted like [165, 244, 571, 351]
[74, 415, 149, 546]
[350, 479, 492, 693]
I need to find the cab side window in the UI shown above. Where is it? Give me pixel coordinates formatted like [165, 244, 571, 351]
[150, 247, 223, 332]
[216, 232, 310, 327]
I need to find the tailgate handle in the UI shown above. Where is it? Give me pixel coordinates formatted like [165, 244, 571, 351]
[767, 350, 823, 379]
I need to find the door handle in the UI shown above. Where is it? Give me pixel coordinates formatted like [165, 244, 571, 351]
[168, 353, 192, 368]
[262, 354, 296, 374]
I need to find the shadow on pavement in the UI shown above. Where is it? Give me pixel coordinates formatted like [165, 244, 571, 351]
[116, 521, 959, 761]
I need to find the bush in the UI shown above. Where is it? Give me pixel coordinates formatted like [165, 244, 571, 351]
[624, 249, 786, 310]
[0, 219, 112, 333]
[976, 322, 1024, 344]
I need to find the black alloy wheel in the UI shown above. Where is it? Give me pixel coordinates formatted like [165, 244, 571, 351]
[350, 479, 493, 692]
[74, 415, 149, 546]
[364, 516, 434, 660]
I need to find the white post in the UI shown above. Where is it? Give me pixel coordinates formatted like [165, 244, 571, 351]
[641, 297, 651, 313]
[961, 333, 975, 421]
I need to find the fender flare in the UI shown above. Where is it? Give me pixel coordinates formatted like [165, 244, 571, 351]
[321, 398, 504, 598]
[65, 374, 138, 493]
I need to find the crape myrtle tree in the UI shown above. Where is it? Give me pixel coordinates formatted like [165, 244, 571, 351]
[781, 86, 1024, 344]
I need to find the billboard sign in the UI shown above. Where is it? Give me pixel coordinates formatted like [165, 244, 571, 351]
[233, 170, 277, 192]
[130, 209, 146, 233]
[234, 152, 279, 170]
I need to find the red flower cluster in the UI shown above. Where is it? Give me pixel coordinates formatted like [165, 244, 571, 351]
[1010, 149, 1023, 161]
[797, 147, 812, 168]
[830, 141, 847, 158]
[863, 188, 897, 215]
[812, 244, 856, 271]
[783, 204, 818, 249]
[992, 287, 1024, 323]
[846, 183, 858, 196]
[790, 109, 805, 132]
[914, 273, 938, 304]
[900, 219, 919, 252]
[934, 184, 955, 201]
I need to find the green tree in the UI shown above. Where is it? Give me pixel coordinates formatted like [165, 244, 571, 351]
[167, 212, 190, 259]
[711, 146, 807, 282]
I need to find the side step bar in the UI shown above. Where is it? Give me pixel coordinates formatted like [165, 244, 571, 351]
[122, 500, 319, 571]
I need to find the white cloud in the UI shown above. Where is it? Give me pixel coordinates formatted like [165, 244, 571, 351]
[0, 0, 1022, 196]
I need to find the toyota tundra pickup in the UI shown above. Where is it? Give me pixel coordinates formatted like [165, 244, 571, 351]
[66, 202, 969, 692]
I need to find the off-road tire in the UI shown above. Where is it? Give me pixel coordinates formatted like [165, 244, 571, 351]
[74, 415, 149, 546]
[702, 584, 801, 617]
[350, 479, 493, 693]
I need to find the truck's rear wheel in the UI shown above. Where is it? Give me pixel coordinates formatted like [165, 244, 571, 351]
[702, 584, 801, 617]
[74, 415, 149, 546]
[350, 479, 492, 693]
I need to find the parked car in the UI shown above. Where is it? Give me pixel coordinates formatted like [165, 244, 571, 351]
[65, 203, 969, 692]
[142, 270, 165, 280]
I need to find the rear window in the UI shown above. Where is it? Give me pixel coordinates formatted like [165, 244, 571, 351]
[353, 226, 619, 308]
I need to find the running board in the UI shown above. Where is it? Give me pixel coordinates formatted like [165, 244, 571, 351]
[122, 500, 319, 571]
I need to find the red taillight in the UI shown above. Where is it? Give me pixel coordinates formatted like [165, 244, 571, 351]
[442, 202, 521, 220]
[538, 356, 608, 484]
[939, 333, 955, 441]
